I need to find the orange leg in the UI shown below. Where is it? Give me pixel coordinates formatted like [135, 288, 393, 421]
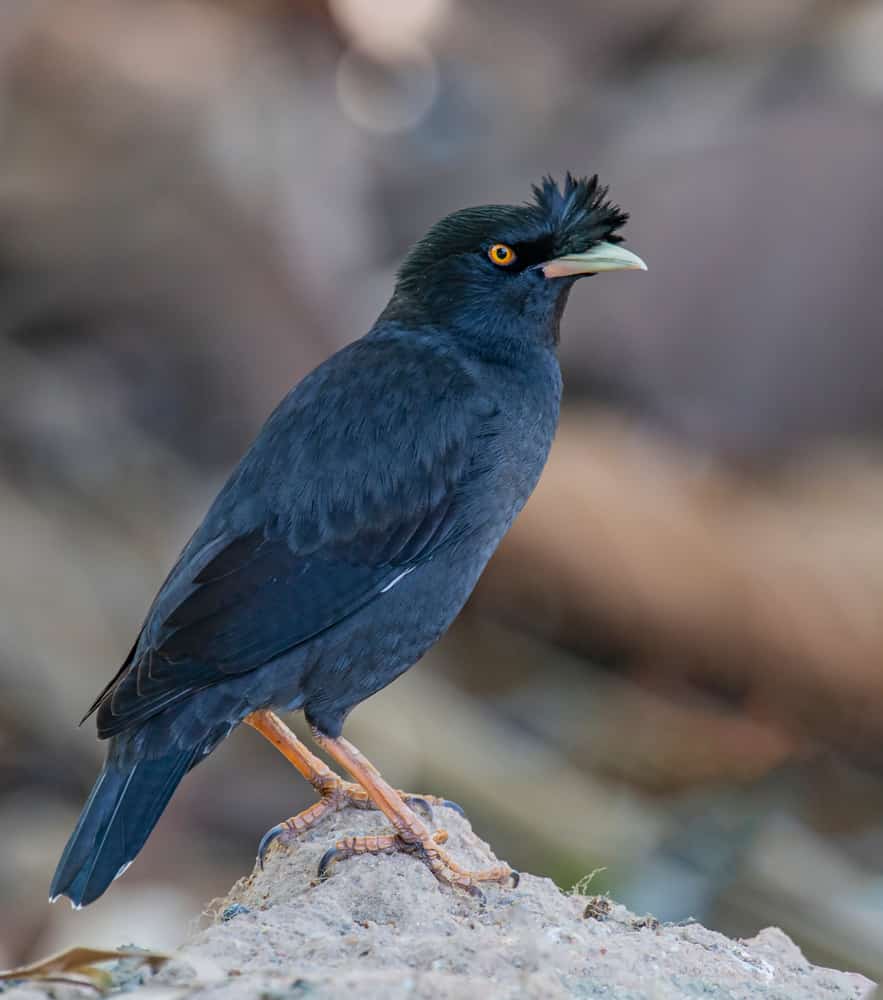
[312, 728, 518, 898]
[245, 710, 456, 865]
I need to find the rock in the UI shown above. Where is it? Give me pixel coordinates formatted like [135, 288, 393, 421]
[172, 805, 875, 1000]
[5, 805, 877, 999]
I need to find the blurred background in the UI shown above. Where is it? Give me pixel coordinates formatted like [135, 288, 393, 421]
[2, 0, 883, 978]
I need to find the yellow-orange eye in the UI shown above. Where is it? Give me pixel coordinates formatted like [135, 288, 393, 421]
[488, 243, 516, 267]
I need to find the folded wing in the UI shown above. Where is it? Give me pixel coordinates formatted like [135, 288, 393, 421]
[87, 336, 498, 738]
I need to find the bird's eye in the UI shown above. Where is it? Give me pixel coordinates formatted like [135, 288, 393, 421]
[488, 243, 516, 267]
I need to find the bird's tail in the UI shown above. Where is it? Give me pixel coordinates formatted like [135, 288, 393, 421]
[50, 743, 203, 908]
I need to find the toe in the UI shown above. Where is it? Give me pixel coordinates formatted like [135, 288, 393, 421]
[403, 795, 434, 821]
[257, 822, 288, 869]
[317, 846, 341, 880]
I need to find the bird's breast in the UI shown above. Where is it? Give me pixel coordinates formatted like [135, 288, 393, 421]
[465, 352, 562, 536]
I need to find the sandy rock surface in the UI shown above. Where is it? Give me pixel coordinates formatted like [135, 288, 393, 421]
[6, 805, 878, 999]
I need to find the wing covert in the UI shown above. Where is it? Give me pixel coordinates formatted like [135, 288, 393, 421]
[93, 334, 499, 737]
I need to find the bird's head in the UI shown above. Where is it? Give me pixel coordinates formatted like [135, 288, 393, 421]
[384, 174, 645, 358]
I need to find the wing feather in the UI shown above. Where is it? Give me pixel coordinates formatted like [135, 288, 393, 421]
[91, 335, 499, 738]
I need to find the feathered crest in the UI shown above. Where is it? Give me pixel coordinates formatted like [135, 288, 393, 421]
[530, 173, 629, 247]
[393, 172, 633, 300]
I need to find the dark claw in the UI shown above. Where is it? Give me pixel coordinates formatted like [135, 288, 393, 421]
[509, 869, 521, 888]
[318, 846, 341, 880]
[404, 795, 434, 822]
[257, 823, 287, 869]
[441, 799, 465, 816]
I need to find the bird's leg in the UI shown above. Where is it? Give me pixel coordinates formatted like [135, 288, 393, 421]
[311, 729, 517, 898]
[245, 711, 457, 865]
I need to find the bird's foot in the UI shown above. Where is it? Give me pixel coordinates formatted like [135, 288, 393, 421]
[246, 712, 489, 894]
[257, 775, 462, 867]
[318, 829, 519, 900]
[246, 711, 465, 868]
[307, 729, 517, 900]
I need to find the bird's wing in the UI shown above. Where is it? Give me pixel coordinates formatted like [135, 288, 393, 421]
[91, 335, 499, 737]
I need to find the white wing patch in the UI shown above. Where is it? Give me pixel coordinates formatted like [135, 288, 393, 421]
[380, 566, 415, 594]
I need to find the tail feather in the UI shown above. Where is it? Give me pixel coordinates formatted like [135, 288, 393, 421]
[50, 745, 201, 907]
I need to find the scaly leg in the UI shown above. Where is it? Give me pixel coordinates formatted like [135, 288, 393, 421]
[245, 710, 458, 866]
[312, 728, 518, 898]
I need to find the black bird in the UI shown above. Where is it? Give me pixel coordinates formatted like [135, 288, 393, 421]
[50, 175, 645, 907]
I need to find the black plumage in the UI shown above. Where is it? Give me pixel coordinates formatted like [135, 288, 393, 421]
[51, 175, 644, 906]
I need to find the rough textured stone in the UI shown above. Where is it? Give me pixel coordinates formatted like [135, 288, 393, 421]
[5, 805, 877, 999]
